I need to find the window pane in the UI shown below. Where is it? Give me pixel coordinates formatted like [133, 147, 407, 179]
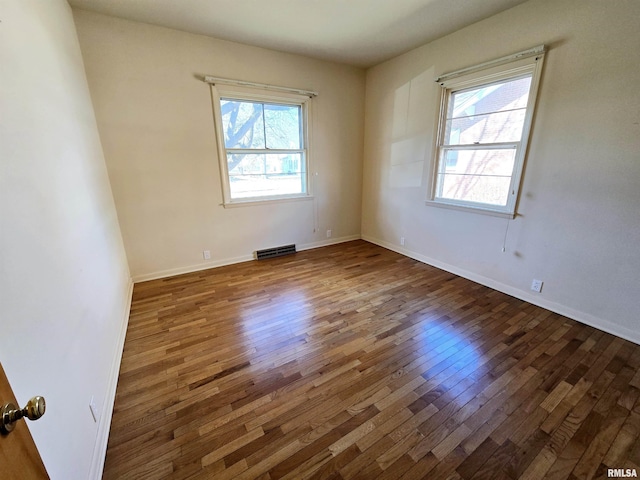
[264, 104, 301, 149]
[446, 75, 532, 146]
[450, 76, 532, 119]
[221, 100, 265, 149]
[227, 153, 305, 199]
[431, 53, 543, 214]
[445, 109, 527, 145]
[442, 148, 516, 177]
[437, 173, 511, 206]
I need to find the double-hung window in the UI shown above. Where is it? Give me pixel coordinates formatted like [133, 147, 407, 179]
[429, 47, 545, 217]
[211, 84, 311, 206]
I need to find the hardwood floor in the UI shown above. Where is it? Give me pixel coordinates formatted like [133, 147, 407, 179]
[103, 240, 640, 479]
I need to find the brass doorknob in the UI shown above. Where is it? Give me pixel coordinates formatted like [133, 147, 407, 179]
[1, 396, 46, 434]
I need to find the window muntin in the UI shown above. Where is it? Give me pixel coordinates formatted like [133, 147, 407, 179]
[213, 88, 310, 205]
[430, 53, 544, 216]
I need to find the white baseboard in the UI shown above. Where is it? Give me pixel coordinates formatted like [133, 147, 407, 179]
[362, 234, 640, 346]
[88, 277, 134, 480]
[298, 234, 361, 252]
[131, 235, 362, 284]
[132, 254, 255, 283]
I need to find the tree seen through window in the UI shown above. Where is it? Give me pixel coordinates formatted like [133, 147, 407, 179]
[220, 98, 305, 199]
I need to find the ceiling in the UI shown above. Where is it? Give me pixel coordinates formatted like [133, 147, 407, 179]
[68, 0, 530, 67]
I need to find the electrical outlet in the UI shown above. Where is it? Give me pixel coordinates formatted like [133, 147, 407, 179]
[400, 237, 405, 246]
[89, 396, 99, 423]
[531, 279, 543, 293]
[326, 229, 332, 238]
[203, 250, 211, 260]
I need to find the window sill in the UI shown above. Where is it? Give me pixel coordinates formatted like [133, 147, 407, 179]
[222, 195, 314, 208]
[425, 199, 516, 219]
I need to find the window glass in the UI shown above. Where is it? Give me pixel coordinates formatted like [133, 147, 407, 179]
[437, 148, 517, 206]
[264, 104, 301, 149]
[227, 153, 305, 199]
[445, 76, 531, 146]
[430, 51, 544, 216]
[221, 100, 265, 149]
[214, 91, 309, 204]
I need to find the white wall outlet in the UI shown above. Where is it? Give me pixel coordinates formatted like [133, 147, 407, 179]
[326, 229, 332, 238]
[400, 237, 405, 246]
[203, 250, 211, 260]
[531, 279, 543, 293]
[89, 396, 99, 423]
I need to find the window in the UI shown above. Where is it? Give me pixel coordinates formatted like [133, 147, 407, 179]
[429, 47, 545, 217]
[211, 84, 311, 206]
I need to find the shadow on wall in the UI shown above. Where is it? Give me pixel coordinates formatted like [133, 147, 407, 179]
[389, 68, 436, 189]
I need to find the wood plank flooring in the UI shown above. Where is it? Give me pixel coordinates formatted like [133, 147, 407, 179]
[103, 240, 640, 479]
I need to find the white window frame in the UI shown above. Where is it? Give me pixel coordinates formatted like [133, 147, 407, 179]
[427, 47, 545, 218]
[211, 84, 312, 207]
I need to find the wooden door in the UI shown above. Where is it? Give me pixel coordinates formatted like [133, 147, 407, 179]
[0, 363, 48, 479]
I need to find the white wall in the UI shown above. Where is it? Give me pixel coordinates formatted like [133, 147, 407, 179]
[362, 0, 640, 343]
[73, 10, 366, 281]
[0, 0, 131, 478]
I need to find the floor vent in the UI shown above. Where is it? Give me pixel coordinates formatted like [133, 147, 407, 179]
[256, 244, 297, 260]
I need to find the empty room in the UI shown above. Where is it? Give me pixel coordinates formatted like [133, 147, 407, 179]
[2, 0, 639, 479]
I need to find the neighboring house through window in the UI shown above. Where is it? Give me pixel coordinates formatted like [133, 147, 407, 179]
[428, 46, 545, 217]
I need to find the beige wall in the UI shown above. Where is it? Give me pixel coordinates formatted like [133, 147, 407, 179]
[362, 0, 640, 343]
[73, 10, 366, 281]
[0, 0, 131, 478]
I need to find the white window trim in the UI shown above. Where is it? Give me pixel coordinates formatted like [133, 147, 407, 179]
[210, 83, 313, 207]
[426, 48, 546, 218]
